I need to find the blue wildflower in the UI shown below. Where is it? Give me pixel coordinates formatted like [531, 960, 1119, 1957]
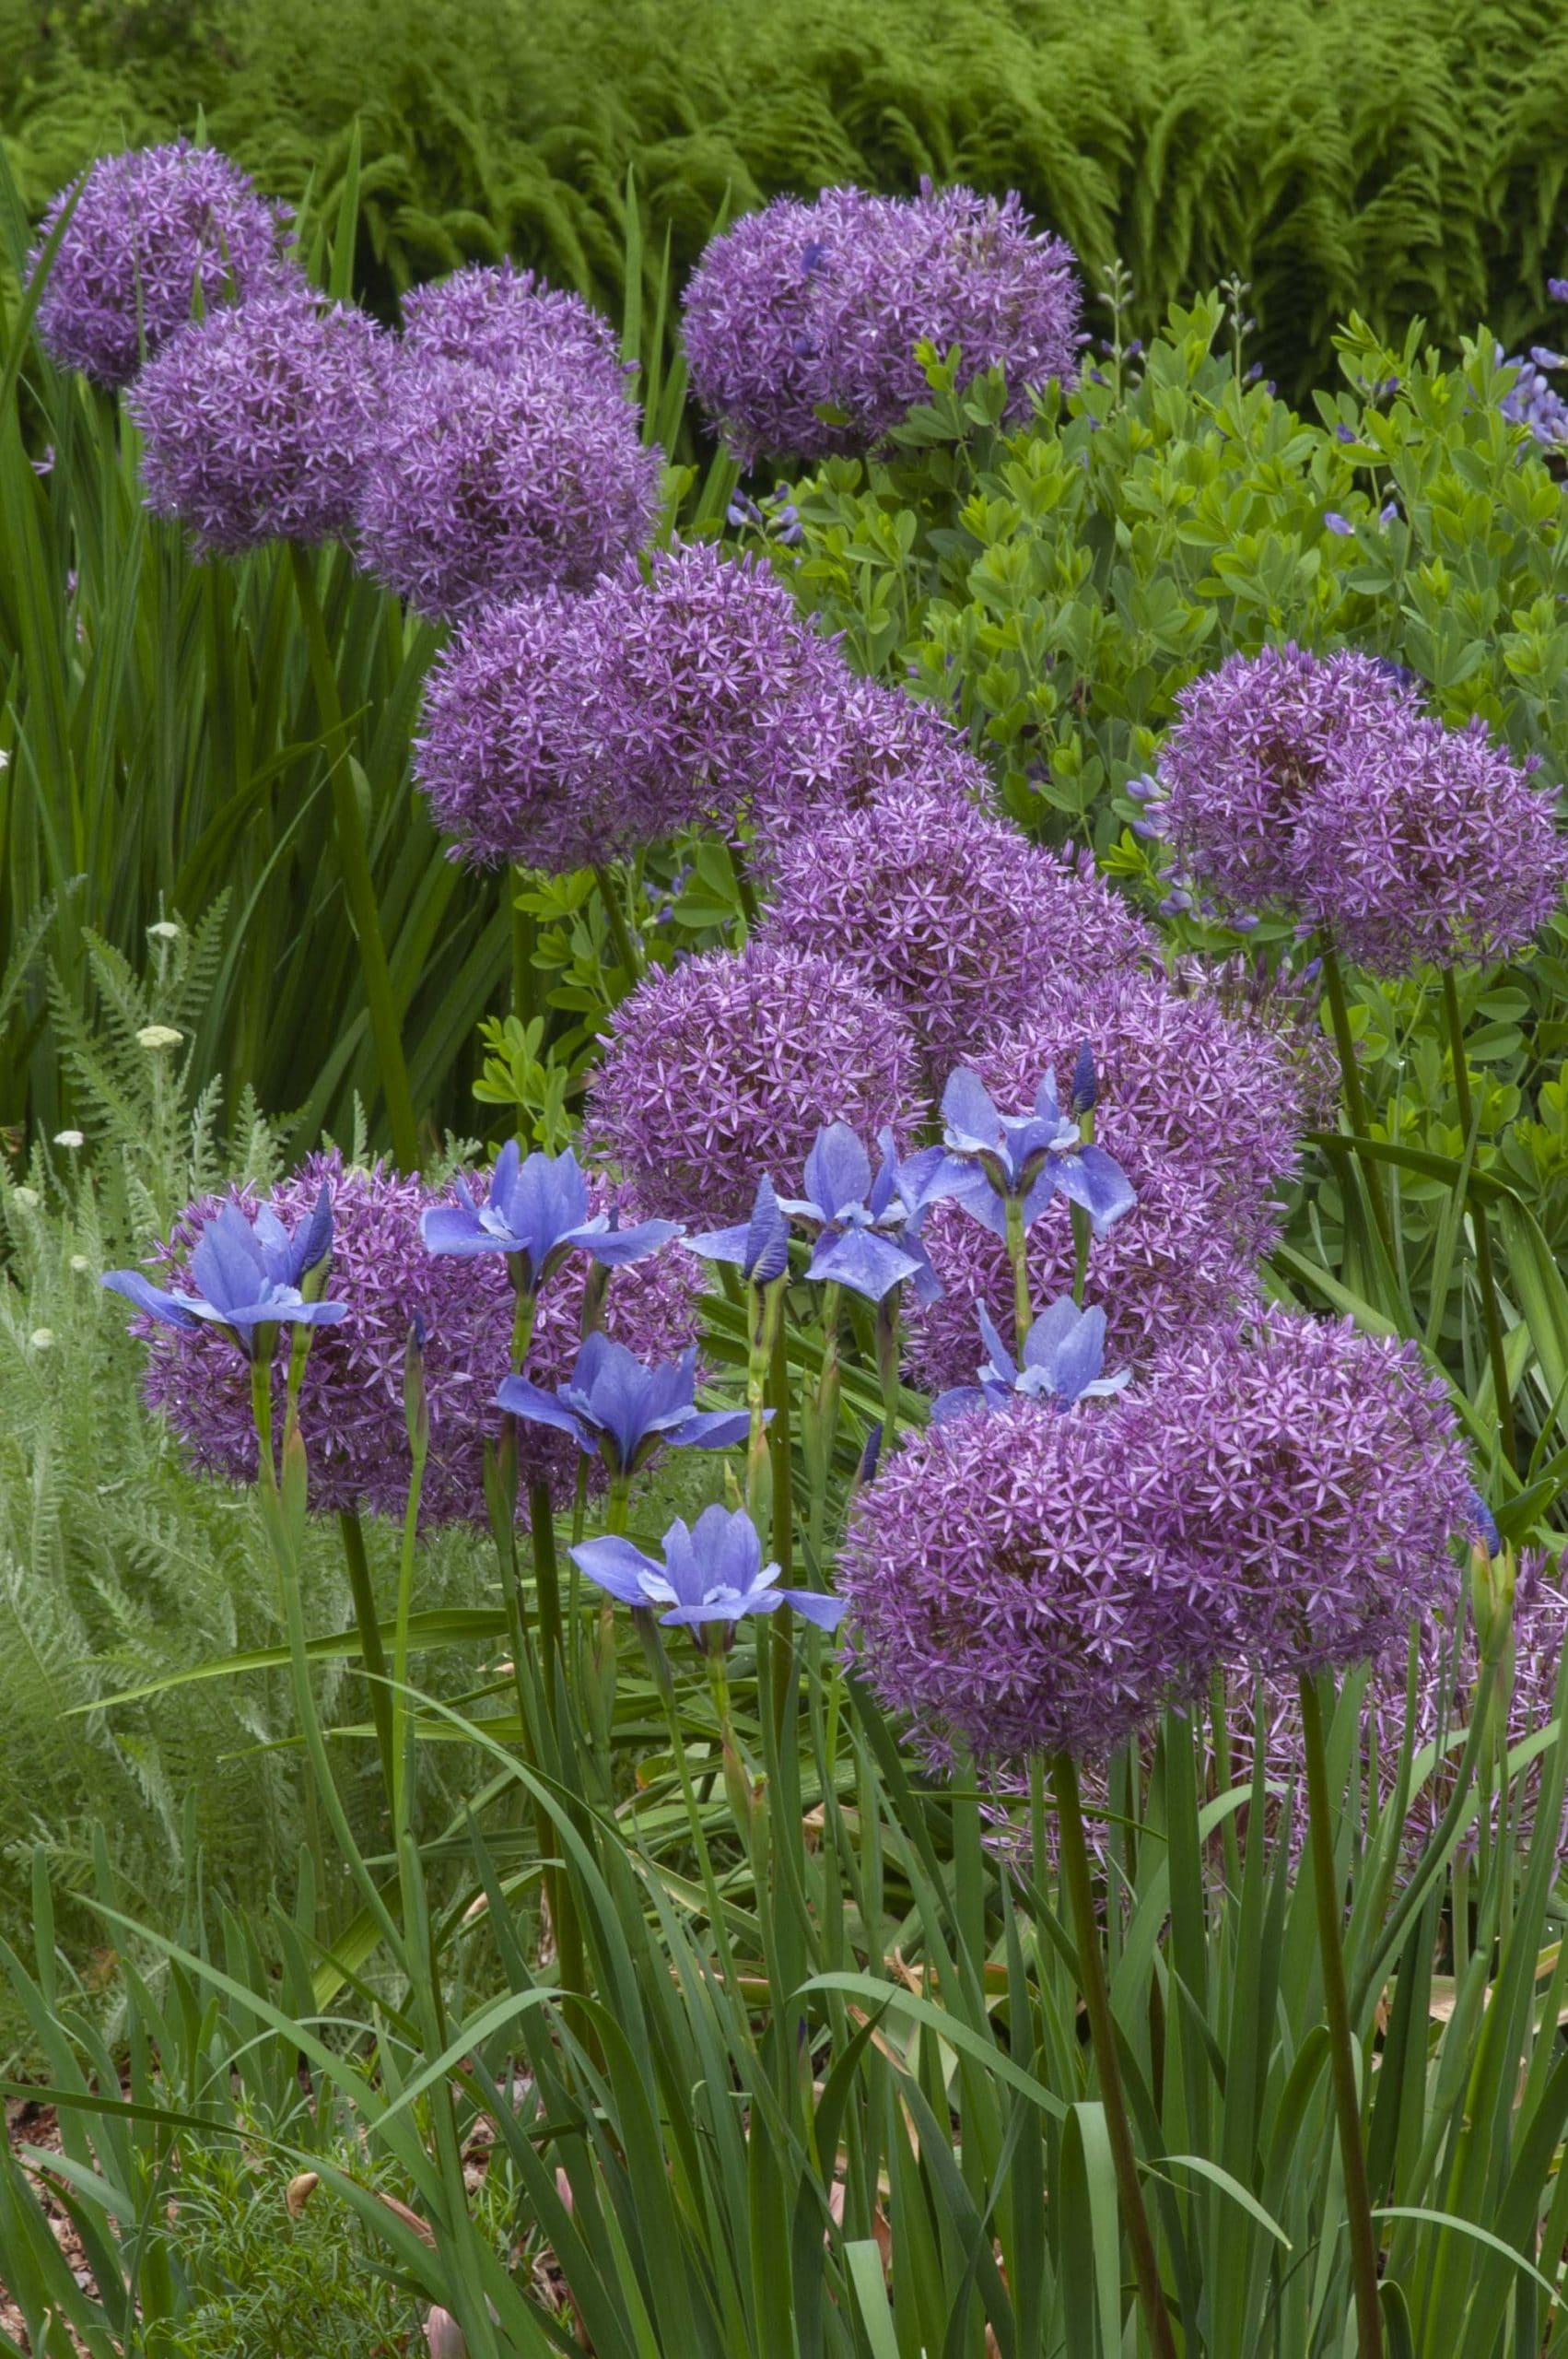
[496, 1332, 753, 1478]
[687, 1174, 791, 1284]
[777, 1121, 925, 1304]
[102, 1188, 345, 1360]
[931, 1297, 1129, 1424]
[420, 1141, 678, 1288]
[934, 1066, 1135, 1239]
[572, 1503, 844, 1634]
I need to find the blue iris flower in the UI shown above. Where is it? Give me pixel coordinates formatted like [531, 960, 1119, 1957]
[420, 1142, 679, 1289]
[496, 1333, 755, 1480]
[934, 1066, 1135, 1239]
[572, 1504, 845, 1635]
[687, 1175, 791, 1285]
[777, 1122, 927, 1304]
[102, 1188, 345, 1361]
[931, 1298, 1129, 1424]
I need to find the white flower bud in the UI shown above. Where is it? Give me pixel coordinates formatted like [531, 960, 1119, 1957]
[29, 1329, 54, 1350]
[53, 1129, 85, 1148]
[146, 920, 181, 941]
[135, 1025, 183, 1050]
[70, 1254, 90, 1273]
[11, 1187, 40, 1210]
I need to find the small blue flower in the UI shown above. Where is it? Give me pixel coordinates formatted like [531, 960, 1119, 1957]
[420, 1142, 678, 1289]
[102, 1188, 346, 1361]
[1468, 1487, 1503, 1557]
[497, 1332, 753, 1479]
[687, 1174, 791, 1285]
[1550, 278, 1568, 304]
[933, 1066, 1135, 1239]
[1324, 511, 1354, 537]
[779, 1122, 926, 1304]
[572, 1503, 844, 1634]
[931, 1297, 1129, 1424]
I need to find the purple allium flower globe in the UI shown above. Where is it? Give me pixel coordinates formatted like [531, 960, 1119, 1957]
[747, 663, 996, 855]
[29, 140, 287, 390]
[414, 590, 613, 872]
[1155, 644, 1567, 969]
[356, 352, 660, 619]
[1153, 644, 1411, 913]
[586, 940, 921, 1224]
[841, 1402, 1220, 1766]
[1291, 713, 1567, 970]
[685, 182, 1082, 463]
[414, 541, 826, 870]
[128, 285, 386, 553]
[1128, 1310, 1473, 1678]
[761, 788, 1153, 1079]
[907, 968, 1305, 1390]
[399, 260, 626, 385]
[137, 1154, 701, 1519]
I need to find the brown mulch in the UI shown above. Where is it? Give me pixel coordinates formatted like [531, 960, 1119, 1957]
[1, 2095, 96, 2355]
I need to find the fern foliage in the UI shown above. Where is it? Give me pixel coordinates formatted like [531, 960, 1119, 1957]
[5, 0, 1568, 397]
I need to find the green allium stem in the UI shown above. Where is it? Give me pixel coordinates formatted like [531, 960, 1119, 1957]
[1298, 1672, 1384, 2359]
[1440, 965, 1517, 1474]
[592, 860, 643, 980]
[1320, 945, 1398, 1273]
[288, 543, 419, 1171]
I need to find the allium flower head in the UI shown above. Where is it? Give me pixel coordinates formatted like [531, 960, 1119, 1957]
[414, 540, 824, 868]
[1127, 1310, 1473, 1677]
[356, 351, 660, 619]
[587, 940, 920, 1225]
[103, 1186, 342, 1359]
[841, 1402, 1221, 1766]
[128, 283, 386, 553]
[685, 182, 1082, 463]
[1292, 710, 1567, 969]
[747, 663, 996, 851]
[1155, 644, 1567, 968]
[908, 968, 1303, 1390]
[761, 790, 1152, 1078]
[399, 260, 625, 384]
[137, 1154, 700, 1520]
[29, 140, 287, 390]
[574, 1503, 844, 1635]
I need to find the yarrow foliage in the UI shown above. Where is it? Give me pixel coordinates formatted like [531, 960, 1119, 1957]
[136, 1155, 700, 1520]
[908, 969, 1304, 1388]
[684, 182, 1082, 463]
[1126, 1311, 1473, 1677]
[841, 1402, 1217, 1766]
[355, 352, 660, 619]
[587, 940, 920, 1224]
[761, 789, 1152, 1077]
[1153, 643, 1567, 969]
[29, 140, 287, 390]
[129, 284, 386, 553]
